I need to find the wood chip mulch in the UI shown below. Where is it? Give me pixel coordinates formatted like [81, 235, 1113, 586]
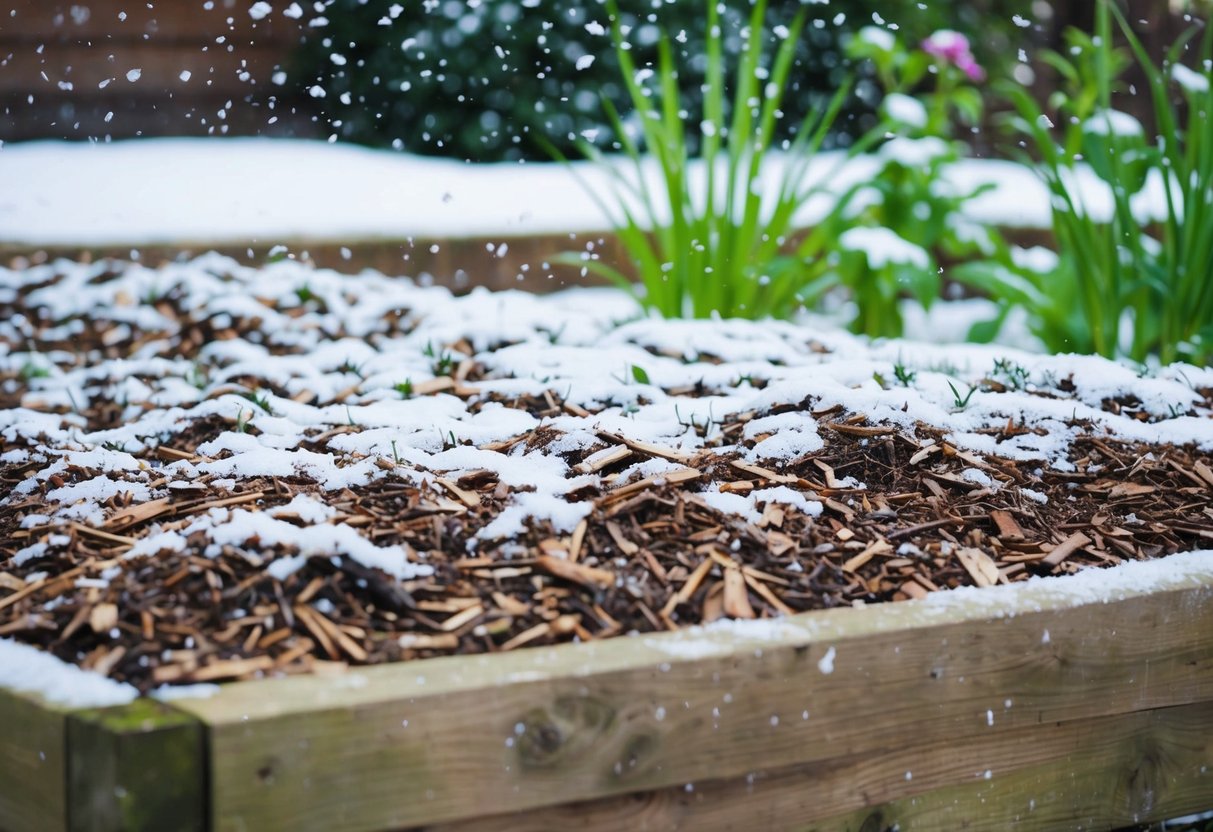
[2, 256, 1211, 692]
[2, 423, 1211, 693]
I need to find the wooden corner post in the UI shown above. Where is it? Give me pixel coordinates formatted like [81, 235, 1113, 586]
[66, 699, 206, 832]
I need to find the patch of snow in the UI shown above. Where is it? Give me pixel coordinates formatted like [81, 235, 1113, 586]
[924, 550, 1213, 613]
[0, 638, 137, 708]
[151, 683, 220, 701]
[838, 226, 931, 270]
[1172, 64, 1210, 94]
[0, 139, 1180, 247]
[879, 136, 951, 168]
[882, 93, 928, 130]
[1083, 109, 1145, 137]
[857, 26, 895, 52]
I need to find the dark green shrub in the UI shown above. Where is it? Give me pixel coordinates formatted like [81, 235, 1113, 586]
[290, 0, 1028, 161]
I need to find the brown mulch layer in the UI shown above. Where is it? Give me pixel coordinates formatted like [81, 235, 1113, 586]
[2, 423, 1211, 693]
[2, 258, 1211, 690]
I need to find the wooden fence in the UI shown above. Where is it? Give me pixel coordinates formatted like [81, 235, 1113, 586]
[0, 0, 314, 142]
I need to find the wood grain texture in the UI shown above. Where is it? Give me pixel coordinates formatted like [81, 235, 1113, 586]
[1, 0, 303, 43]
[0, 42, 293, 96]
[0, 234, 626, 295]
[0, 688, 68, 832]
[66, 699, 206, 832]
[0, 0, 309, 141]
[425, 700, 1213, 831]
[174, 567, 1213, 831]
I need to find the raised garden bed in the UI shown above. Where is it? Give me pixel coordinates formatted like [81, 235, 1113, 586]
[2, 256, 1212, 830]
[5, 557, 1213, 831]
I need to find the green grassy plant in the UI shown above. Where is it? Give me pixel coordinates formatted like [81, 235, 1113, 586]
[551, 0, 867, 320]
[970, 1, 1213, 364]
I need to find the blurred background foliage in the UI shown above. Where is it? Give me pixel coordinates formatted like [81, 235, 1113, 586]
[291, 0, 1034, 162]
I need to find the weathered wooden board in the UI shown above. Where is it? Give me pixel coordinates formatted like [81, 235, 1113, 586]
[176, 566, 1213, 831]
[0, 688, 68, 832]
[0, 0, 308, 142]
[66, 699, 207, 832]
[2, 0, 303, 43]
[0, 43, 294, 96]
[428, 699, 1213, 831]
[0, 233, 625, 295]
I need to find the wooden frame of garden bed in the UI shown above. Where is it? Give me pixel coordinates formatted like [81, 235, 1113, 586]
[4, 562, 1212, 832]
[0, 227, 1056, 297]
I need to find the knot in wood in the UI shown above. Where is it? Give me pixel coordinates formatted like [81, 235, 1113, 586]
[515, 695, 615, 769]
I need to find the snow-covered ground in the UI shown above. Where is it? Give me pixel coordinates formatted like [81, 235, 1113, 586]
[3, 254, 1213, 704]
[5, 255, 1212, 511]
[0, 138, 1172, 247]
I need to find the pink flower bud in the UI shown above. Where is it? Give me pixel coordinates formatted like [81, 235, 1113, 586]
[922, 30, 984, 81]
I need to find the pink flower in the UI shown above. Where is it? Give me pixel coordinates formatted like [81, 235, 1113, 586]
[922, 30, 986, 82]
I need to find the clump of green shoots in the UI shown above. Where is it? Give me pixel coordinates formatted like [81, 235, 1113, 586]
[978, 0, 1213, 363]
[948, 380, 978, 411]
[989, 357, 1031, 391]
[552, 0, 862, 320]
[423, 341, 455, 377]
[240, 389, 274, 415]
[892, 358, 917, 387]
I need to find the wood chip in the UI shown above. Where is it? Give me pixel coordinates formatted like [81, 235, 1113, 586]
[568, 519, 588, 563]
[956, 547, 1001, 588]
[1106, 482, 1156, 499]
[188, 656, 275, 683]
[989, 509, 1026, 542]
[1042, 532, 1093, 568]
[743, 572, 794, 616]
[104, 497, 174, 530]
[88, 603, 119, 634]
[759, 504, 785, 529]
[606, 521, 639, 556]
[661, 556, 714, 620]
[1194, 460, 1213, 489]
[574, 445, 632, 475]
[722, 568, 755, 619]
[827, 422, 897, 438]
[398, 633, 460, 651]
[766, 530, 796, 557]
[436, 478, 481, 508]
[815, 460, 844, 489]
[411, 377, 456, 396]
[842, 539, 892, 573]
[500, 622, 551, 651]
[596, 430, 690, 463]
[91, 646, 127, 678]
[439, 604, 485, 634]
[71, 524, 136, 547]
[491, 591, 530, 617]
[729, 460, 798, 484]
[606, 466, 701, 501]
[534, 555, 614, 591]
[293, 604, 339, 660]
[908, 445, 942, 465]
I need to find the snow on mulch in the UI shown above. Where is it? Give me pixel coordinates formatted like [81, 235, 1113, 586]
[2, 254, 1212, 693]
